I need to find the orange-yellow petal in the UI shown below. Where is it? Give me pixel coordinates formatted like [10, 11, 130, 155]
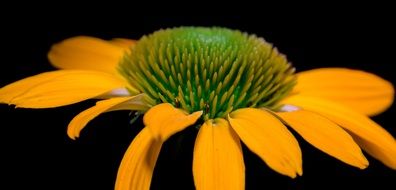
[193, 118, 245, 190]
[143, 103, 202, 141]
[294, 68, 394, 116]
[110, 38, 136, 50]
[116, 103, 201, 190]
[282, 95, 396, 169]
[67, 95, 149, 139]
[228, 108, 302, 178]
[48, 36, 125, 74]
[277, 110, 368, 169]
[115, 127, 162, 190]
[0, 70, 126, 108]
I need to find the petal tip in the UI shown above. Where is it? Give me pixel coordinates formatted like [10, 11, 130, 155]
[67, 129, 78, 140]
[297, 167, 303, 176]
[359, 157, 370, 170]
[192, 110, 204, 118]
[288, 172, 297, 179]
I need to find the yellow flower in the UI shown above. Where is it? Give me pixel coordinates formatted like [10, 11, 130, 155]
[1, 27, 395, 190]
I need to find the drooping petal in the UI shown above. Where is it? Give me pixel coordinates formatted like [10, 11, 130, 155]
[277, 110, 368, 169]
[193, 118, 245, 190]
[228, 108, 302, 178]
[294, 68, 394, 116]
[0, 70, 126, 108]
[282, 95, 396, 169]
[115, 127, 162, 190]
[143, 103, 203, 141]
[115, 104, 202, 190]
[67, 94, 149, 139]
[110, 38, 136, 50]
[48, 36, 126, 74]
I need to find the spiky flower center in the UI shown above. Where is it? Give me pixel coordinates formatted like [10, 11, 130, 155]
[119, 27, 296, 120]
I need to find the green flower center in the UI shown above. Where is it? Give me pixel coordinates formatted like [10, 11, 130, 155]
[119, 27, 296, 120]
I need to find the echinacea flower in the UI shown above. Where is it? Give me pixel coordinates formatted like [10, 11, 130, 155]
[1, 27, 395, 189]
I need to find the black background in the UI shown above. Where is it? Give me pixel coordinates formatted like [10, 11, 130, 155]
[1, 9, 395, 190]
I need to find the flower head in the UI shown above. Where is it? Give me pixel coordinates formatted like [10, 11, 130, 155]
[1, 27, 395, 190]
[119, 27, 296, 120]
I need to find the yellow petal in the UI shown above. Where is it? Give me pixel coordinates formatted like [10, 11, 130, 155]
[193, 119, 245, 190]
[294, 68, 394, 116]
[48, 36, 125, 74]
[110, 38, 136, 50]
[115, 127, 162, 190]
[0, 70, 126, 108]
[116, 103, 201, 190]
[67, 95, 149, 139]
[277, 110, 368, 169]
[143, 103, 203, 141]
[282, 95, 396, 169]
[228, 108, 302, 178]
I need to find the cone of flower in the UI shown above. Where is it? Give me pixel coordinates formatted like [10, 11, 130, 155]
[1, 27, 395, 190]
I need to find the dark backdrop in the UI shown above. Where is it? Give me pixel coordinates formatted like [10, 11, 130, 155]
[1, 12, 395, 190]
